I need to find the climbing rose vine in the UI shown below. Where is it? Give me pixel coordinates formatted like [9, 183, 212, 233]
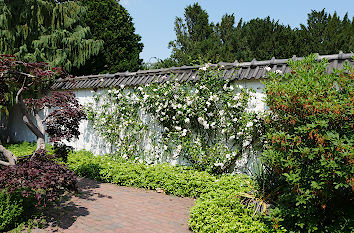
[86, 65, 263, 173]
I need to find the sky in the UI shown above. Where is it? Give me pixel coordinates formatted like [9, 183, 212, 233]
[120, 0, 353, 62]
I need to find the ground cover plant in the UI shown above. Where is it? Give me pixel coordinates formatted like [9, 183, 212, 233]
[67, 150, 284, 232]
[262, 54, 354, 232]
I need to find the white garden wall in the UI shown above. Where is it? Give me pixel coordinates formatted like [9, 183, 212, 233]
[3, 79, 266, 172]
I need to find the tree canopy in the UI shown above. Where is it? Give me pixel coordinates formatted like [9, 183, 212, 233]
[72, 0, 143, 75]
[166, 3, 353, 67]
[0, 0, 103, 72]
[0, 55, 85, 166]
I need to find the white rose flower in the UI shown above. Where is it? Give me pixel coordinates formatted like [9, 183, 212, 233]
[120, 85, 125, 89]
[203, 122, 210, 129]
[275, 70, 282, 74]
[214, 162, 224, 167]
[138, 87, 143, 91]
[246, 122, 253, 128]
[207, 112, 213, 117]
[225, 154, 231, 159]
[185, 118, 190, 123]
[206, 101, 211, 107]
[175, 126, 182, 131]
[211, 122, 216, 128]
[265, 66, 271, 72]
[229, 135, 236, 140]
[181, 129, 187, 136]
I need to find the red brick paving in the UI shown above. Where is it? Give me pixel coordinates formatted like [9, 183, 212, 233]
[31, 178, 195, 233]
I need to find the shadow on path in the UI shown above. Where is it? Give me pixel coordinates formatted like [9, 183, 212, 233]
[40, 178, 112, 230]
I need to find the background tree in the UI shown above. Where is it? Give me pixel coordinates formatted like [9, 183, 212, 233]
[166, 4, 353, 67]
[299, 10, 354, 55]
[169, 3, 221, 65]
[72, 0, 143, 75]
[0, 55, 86, 166]
[0, 0, 103, 72]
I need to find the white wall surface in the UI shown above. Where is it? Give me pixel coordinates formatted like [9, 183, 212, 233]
[3, 79, 266, 172]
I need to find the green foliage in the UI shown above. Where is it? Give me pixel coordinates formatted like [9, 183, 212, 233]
[189, 189, 284, 233]
[262, 55, 354, 232]
[73, 0, 143, 75]
[299, 10, 354, 55]
[86, 66, 262, 173]
[0, 0, 103, 72]
[4, 142, 37, 157]
[3, 142, 53, 157]
[67, 150, 279, 232]
[167, 4, 353, 67]
[0, 190, 34, 232]
[68, 149, 217, 198]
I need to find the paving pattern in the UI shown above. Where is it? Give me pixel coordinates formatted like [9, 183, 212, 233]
[31, 178, 195, 233]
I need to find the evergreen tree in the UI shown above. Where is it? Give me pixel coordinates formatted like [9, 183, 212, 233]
[299, 10, 353, 55]
[167, 5, 353, 68]
[0, 0, 103, 72]
[169, 3, 220, 65]
[73, 0, 143, 75]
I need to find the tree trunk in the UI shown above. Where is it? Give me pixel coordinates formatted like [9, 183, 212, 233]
[0, 144, 17, 166]
[16, 88, 46, 154]
[34, 110, 46, 151]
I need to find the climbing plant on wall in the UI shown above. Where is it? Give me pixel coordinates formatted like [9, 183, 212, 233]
[86, 65, 263, 173]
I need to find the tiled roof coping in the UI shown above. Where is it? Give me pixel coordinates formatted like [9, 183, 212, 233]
[52, 52, 353, 90]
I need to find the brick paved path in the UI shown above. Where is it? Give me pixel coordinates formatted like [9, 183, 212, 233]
[32, 178, 195, 233]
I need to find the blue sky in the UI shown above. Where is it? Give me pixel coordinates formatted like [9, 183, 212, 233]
[120, 0, 353, 62]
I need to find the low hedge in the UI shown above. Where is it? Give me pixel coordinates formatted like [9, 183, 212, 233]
[67, 150, 282, 232]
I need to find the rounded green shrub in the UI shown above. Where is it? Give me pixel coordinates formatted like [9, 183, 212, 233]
[189, 189, 283, 233]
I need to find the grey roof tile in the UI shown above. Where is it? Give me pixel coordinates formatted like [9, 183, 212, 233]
[51, 53, 353, 90]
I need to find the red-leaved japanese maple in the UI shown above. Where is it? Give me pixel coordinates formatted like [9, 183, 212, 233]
[0, 54, 86, 166]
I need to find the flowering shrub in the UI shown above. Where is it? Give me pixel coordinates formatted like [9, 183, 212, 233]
[262, 55, 354, 232]
[86, 66, 262, 173]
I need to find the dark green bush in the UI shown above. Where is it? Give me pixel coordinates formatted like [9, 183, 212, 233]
[67, 150, 280, 232]
[0, 190, 34, 232]
[262, 55, 354, 232]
